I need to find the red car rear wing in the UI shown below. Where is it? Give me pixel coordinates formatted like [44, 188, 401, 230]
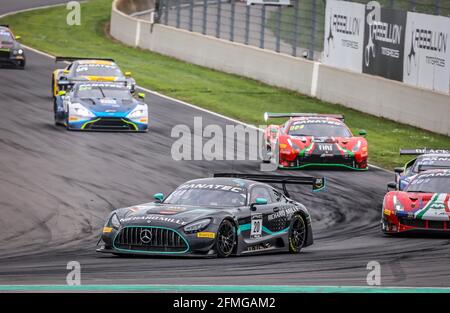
[264, 112, 345, 122]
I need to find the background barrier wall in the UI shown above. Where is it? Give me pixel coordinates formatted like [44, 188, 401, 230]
[111, 0, 450, 136]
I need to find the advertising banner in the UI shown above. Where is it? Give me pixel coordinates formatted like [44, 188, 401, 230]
[362, 4, 406, 81]
[403, 12, 450, 94]
[323, 0, 365, 73]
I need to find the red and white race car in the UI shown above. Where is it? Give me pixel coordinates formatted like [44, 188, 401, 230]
[263, 113, 368, 170]
[382, 169, 450, 234]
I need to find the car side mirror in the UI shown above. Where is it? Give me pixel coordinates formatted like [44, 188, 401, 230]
[58, 90, 66, 96]
[63, 69, 70, 74]
[250, 197, 268, 211]
[387, 182, 397, 190]
[15, 35, 21, 40]
[359, 129, 367, 136]
[394, 167, 404, 174]
[125, 71, 132, 77]
[153, 193, 164, 203]
[138, 92, 145, 99]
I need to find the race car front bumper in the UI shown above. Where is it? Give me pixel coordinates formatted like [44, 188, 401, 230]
[0, 50, 25, 66]
[279, 154, 368, 170]
[382, 212, 450, 234]
[97, 225, 218, 257]
[67, 117, 148, 132]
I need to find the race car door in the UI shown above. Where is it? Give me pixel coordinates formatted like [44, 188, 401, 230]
[243, 184, 278, 242]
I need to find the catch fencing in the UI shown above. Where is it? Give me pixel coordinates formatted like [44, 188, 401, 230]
[153, 0, 450, 61]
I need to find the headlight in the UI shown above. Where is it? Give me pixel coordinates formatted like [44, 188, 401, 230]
[127, 105, 147, 119]
[12, 49, 23, 55]
[184, 219, 211, 234]
[393, 195, 404, 212]
[69, 103, 95, 118]
[352, 140, 362, 153]
[109, 214, 121, 229]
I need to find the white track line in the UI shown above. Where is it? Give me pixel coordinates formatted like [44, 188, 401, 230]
[1, 3, 392, 173]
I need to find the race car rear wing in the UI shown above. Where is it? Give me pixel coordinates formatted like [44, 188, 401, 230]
[0, 24, 9, 28]
[55, 56, 115, 63]
[264, 112, 345, 122]
[400, 148, 450, 155]
[213, 173, 326, 197]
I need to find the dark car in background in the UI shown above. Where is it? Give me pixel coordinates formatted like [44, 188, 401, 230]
[0, 25, 25, 68]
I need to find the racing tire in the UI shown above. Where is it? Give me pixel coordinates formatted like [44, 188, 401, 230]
[215, 219, 236, 258]
[288, 214, 306, 254]
[53, 99, 59, 125]
[17, 60, 25, 69]
[65, 114, 70, 130]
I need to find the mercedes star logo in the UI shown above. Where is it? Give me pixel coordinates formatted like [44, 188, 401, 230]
[140, 229, 152, 244]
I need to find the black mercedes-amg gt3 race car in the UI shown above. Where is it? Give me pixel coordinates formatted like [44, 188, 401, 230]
[97, 173, 326, 258]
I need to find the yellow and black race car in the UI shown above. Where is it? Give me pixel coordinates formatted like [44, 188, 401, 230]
[52, 57, 136, 97]
[0, 25, 26, 69]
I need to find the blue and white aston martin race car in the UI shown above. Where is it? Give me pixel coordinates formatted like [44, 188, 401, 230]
[53, 82, 148, 132]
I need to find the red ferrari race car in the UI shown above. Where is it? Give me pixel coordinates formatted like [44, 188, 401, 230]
[382, 169, 450, 234]
[263, 113, 368, 170]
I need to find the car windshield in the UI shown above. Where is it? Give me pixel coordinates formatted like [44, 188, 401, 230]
[164, 185, 247, 207]
[74, 64, 123, 77]
[288, 121, 351, 137]
[75, 86, 132, 100]
[0, 30, 13, 43]
[412, 156, 450, 173]
[406, 175, 450, 194]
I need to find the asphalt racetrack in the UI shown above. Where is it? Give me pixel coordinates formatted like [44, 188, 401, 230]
[0, 0, 449, 288]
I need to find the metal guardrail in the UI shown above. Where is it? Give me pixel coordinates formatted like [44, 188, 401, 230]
[153, 0, 449, 60]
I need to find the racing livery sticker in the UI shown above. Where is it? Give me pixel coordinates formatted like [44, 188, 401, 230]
[250, 213, 263, 239]
[414, 194, 450, 221]
[178, 183, 244, 193]
[120, 215, 187, 225]
[268, 206, 300, 222]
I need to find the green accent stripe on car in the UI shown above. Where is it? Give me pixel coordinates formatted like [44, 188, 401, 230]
[279, 163, 368, 171]
[0, 284, 449, 293]
[415, 193, 439, 220]
[237, 224, 289, 236]
[121, 119, 138, 131]
[298, 141, 314, 157]
[112, 226, 190, 254]
[336, 143, 354, 158]
[81, 118, 101, 130]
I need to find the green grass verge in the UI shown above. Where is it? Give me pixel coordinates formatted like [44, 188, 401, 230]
[2, 0, 449, 169]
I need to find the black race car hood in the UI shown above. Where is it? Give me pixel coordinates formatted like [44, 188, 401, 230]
[76, 97, 139, 116]
[116, 203, 233, 228]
